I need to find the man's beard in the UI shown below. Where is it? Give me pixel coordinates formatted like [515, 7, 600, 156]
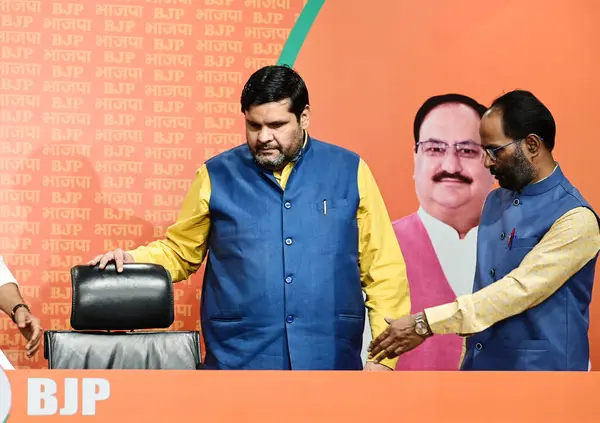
[252, 128, 304, 171]
[491, 147, 536, 191]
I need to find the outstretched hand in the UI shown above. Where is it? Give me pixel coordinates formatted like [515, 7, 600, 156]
[368, 315, 427, 362]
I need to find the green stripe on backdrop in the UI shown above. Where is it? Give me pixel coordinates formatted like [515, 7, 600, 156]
[276, 0, 325, 67]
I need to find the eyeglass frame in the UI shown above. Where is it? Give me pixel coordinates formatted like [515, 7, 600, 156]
[414, 139, 485, 160]
[483, 138, 525, 162]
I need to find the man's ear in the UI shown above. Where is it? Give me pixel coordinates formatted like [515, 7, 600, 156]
[300, 105, 310, 130]
[525, 133, 543, 157]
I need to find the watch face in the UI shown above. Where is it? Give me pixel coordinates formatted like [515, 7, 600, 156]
[415, 322, 427, 335]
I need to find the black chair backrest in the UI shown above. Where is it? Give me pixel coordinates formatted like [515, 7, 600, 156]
[70, 263, 175, 331]
[44, 263, 202, 369]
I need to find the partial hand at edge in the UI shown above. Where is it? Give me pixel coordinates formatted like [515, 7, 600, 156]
[363, 361, 393, 371]
[14, 308, 42, 357]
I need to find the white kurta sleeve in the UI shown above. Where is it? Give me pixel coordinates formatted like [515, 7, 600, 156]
[0, 256, 18, 287]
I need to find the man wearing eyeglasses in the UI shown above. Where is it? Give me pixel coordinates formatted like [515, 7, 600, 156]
[389, 93, 494, 370]
[369, 89, 600, 371]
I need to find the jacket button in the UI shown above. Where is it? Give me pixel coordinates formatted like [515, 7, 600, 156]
[284, 201, 291, 209]
[286, 315, 294, 323]
[476, 343, 483, 351]
[500, 232, 505, 240]
[490, 268, 495, 277]
[285, 238, 293, 245]
[285, 276, 293, 284]
[513, 198, 520, 206]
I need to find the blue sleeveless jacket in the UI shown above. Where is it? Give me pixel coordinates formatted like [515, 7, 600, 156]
[461, 166, 598, 371]
[201, 136, 364, 370]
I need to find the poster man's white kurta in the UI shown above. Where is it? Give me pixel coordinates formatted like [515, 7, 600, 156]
[0, 366, 11, 423]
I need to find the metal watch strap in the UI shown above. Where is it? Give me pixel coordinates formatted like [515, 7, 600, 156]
[415, 312, 432, 337]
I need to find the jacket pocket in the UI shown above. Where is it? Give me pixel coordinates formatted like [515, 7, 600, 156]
[337, 313, 364, 321]
[209, 315, 243, 322]
[509, 237, 538, 249]
[500, 339, 550, 351]
[316, 198, 350, 212]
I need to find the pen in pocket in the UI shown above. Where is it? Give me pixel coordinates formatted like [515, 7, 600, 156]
[508, 228, 516, 250]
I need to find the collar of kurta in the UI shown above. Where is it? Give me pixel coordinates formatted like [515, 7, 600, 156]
[290, 129, 310, 162]
[519, 163, 562, 196]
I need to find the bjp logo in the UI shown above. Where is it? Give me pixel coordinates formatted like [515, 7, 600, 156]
[0, 367, 11, 423]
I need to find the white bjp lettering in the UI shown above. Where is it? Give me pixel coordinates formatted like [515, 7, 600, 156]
[27, 378, 110, 416]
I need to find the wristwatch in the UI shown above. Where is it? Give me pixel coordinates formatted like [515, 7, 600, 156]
[10, 303, 30, 323]
[414, 312, 432, 337]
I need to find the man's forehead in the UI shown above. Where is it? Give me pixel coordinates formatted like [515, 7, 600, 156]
[246, 99, 292, 113]
[245, 100, 294, 122]
[480, 111, 504, 134]
[419, 103, 481, 143]
[479, 112, 509, 147]
[423, 103, 480, 121]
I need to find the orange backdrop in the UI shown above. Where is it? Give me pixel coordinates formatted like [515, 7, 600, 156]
[293, 0, 600, 365]
[1, 0, 600, 370]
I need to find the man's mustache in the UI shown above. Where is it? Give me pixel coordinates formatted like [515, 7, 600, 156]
[257, 144, 280, 151]
[432, 171, 472, 184]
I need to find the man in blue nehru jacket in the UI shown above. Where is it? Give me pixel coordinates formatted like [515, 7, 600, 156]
[90, 65, 411, 371]
[369, 89, 600, 371]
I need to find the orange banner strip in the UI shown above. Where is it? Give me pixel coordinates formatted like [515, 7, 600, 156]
[3, 370, 600, 422]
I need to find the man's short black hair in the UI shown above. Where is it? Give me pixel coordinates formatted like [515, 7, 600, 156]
[240, 65, 309, 120]
[413, 93, 487, 144]
[489, 89, 556, 151]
